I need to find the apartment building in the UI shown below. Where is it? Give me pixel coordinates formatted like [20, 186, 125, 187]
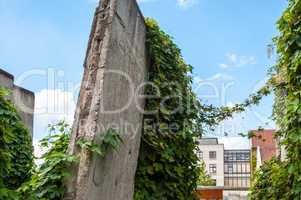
[199, 138, 224, 186]
[223, 150, 251, 200]
[198, 138, 251, 200]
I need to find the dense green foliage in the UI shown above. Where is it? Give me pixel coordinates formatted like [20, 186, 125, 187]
[250, 158, 292, 200]
[197, 161, 215, 186]
[249, 0, 301, 199]
[18, 121, 76, 200]
[0, 87, 33, 198]
[3, 3, 299, 198]
[274, 2, 301, 197]
[0, 111, 122, 200]
[134, 19, 202, 200]
[133, 18, 273, 200]
[17, 122, 122, 200]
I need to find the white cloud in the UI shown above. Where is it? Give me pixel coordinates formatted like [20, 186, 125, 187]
[136, 0, 197, 8]
[219, 64, 229, 69]
[208, 73, 233, 81]
[227, 53, 237, 63]
[177, 0, 196, 8]
[33, 89, 77, 164]
[219, 53, 256, 69]
[194, 73, 234, 83]
[193, 73, 235, 107]
[34, 89, 77, 140]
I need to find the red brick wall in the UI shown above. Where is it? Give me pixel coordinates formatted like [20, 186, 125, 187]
[251, 129, 277, 162]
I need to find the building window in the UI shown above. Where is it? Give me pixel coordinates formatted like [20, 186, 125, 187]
[224, 150, 251, 189]
[209, 151, 216, 159]
[225, 178, 229, 186]
[228, 164, 233, 173]
[209, 164, 217, 174]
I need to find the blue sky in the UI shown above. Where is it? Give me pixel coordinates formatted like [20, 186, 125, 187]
[0, 0, 287, 148]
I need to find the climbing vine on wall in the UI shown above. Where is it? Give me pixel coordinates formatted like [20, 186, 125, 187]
[134, 18, 202, 200]
[134, 18, 274, 200]
[250, 0, 301, 199]
[0, 87, 34, 199]
[274, 0, 301, 186]
[1, 4, 297, 199]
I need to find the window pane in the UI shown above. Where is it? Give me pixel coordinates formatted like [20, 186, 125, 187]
[209, 164, 217, 174]
[241, 163, 246, 173]
[209, 151, 216, 159]
[225, 178, 229, 186]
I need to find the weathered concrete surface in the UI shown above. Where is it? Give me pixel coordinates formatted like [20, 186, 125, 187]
[0, 68, 35, 136]
[13, 85, 35, 135]
[65, 0, 148, 199]
[0, 68, 14, 88]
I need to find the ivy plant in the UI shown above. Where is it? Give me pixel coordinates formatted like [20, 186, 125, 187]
[250, 158, 291, 200]
[17, 121, 122, 200]
[134, 18, 202, 200]
[0, 87, 33, 198]
[77, 128, 122, 157]
[18, 121, 77, 200]
[250, 0, 301, 199]
[134, 18, 273, 200]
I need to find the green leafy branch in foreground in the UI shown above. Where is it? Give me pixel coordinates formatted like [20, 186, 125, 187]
[17, 122, 122, 200]
[0, 87, 34, 199]
[18, 121, 77, 200]
[0, 10, 287, 200]
[135, 18, 273, 200]
[249, 0, 301, 199]
[250, 158, 291, 200]
[199, 84, 272, 130]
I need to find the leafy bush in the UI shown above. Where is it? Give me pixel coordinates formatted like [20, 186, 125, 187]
[134, 19, 202, 200]
[134, 18, 273, 200]
[249, 158, 292, 200]
[18, 121, 76, 200]
[197, 161, 215, 186]
[77, 128, 122, 157]
[18, 121, 122, 200]
[0, 87, 33, 194]
[250, 0, 301, 199]
[0, 90, 122, 200]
